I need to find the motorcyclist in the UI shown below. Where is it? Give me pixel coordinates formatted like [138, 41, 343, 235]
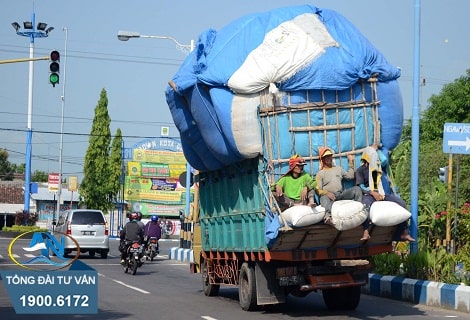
[136, 211, 145, 233]
[144, 215, 162, 247]
[119, 212, 144, 265]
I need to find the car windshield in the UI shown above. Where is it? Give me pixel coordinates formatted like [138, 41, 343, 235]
[71, 211, 105, 225]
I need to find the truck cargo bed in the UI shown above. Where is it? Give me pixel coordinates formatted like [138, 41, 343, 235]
[272, 223, 395, 251]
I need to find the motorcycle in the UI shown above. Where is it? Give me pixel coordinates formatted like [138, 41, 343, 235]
[144, 237, 159, 261]
[122, 241, 144, 275]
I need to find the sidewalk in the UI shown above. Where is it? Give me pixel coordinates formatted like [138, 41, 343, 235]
[362, 273, 470, 313]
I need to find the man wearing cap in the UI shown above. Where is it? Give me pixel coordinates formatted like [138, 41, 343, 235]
[274, 154, 316, 212]
[315, 147, 362, 225]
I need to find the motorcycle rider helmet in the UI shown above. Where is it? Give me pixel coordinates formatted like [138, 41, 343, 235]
[136, 211, 142, 221]
[151, 215, 159, 222]
[129, 212, 138, 221]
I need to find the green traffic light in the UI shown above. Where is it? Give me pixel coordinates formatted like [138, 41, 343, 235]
[49, 73, 59, 86]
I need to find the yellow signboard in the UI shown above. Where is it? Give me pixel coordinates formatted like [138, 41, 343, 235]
[68, 176, 79, 191]
[127, 161, 185, 178]
[125, 145, 191, 216]
[124, 176, 192, 204]
[133, 149, 186, 164]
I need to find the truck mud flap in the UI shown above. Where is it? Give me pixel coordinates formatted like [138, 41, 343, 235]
[255, 262, 286, 305]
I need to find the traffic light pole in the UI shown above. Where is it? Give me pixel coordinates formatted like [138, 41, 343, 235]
[0, 56, 48, 64]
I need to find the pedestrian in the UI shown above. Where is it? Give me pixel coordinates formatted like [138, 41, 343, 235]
[355, 145, 415, 241]
[315, 147, 362, 225]
[274, 154, 316, 212]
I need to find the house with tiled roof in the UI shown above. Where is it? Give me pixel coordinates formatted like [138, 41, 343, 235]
[0, 181, 80, 229]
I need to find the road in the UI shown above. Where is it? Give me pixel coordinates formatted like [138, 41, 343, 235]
[0, 237, 467, 319]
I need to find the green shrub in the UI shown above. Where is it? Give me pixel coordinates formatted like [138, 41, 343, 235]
[371, 252, 405, 276]
[2, 225, 48, 233]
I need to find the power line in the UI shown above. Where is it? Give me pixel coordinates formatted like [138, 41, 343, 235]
[0, 127, 179, 140]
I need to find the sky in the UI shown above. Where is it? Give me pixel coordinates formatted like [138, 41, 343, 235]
[1, 0, 469, 182]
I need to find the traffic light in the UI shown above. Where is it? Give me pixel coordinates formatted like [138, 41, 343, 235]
[49, 50, 60, 87]
[438, 166, 448, 183]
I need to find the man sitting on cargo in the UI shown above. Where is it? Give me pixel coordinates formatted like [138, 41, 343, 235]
[355, 145, 415, 242]
[274, 154, 316, 212]
[315, 147, 362, 225]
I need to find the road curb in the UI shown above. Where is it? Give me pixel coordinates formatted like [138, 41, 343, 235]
[363, 273, 470, 313]
[168, 247, 194, 263]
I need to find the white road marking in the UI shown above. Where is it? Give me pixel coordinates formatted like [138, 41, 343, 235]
[111, 279, 151, 294]
[201, 316, 218, 320]
[98, 273, 150, 294]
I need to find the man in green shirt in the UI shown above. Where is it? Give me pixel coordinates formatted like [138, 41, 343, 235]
[274, 154, 317, 212]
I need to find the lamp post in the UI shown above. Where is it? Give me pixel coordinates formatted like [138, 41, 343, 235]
[12, 12, 54, 213]
[117, 30, 194, 55]
[117, 30, 195, 222]
[55, 27, 68, 226]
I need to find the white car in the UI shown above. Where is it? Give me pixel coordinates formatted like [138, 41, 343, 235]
[55, 209, 109, 258]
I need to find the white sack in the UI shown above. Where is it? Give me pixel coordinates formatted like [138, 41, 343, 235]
[370, 201, 411, 227]
[280, 205, 325, 227]
[331, 200, 367, 231]
[228, 13, 337, 94]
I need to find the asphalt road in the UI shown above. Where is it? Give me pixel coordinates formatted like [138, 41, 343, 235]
[0, 236, 468, 320]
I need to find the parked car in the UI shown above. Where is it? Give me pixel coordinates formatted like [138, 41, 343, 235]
[55, 209, 109, 258]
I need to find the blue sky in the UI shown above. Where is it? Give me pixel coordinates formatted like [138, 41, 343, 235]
[1, 0, 469, 181]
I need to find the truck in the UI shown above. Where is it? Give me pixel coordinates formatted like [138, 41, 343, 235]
[166, 5, 406, 311]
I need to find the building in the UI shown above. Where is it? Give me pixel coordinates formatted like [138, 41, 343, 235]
[0, 181, 80, 230]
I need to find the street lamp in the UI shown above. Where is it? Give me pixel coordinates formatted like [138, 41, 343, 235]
[12, 11, 53, 213]
[117, 30, 194, 55]
[117, 30, 194, 223]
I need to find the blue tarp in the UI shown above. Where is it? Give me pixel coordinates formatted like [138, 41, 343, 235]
[166, 4, 403, 172]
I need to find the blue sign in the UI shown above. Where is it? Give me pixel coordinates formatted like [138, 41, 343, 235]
[443, 123, 470, 154]
[123, 147, 133, 160]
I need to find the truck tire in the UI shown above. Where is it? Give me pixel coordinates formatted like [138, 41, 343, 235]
[322, 286, 361, 310]
[238, 262, 257, 311]
[202, 259, 220, 296]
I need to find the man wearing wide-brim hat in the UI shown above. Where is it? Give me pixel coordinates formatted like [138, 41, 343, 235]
[274, 154, 316, 212]
[315, 147, 362, 225]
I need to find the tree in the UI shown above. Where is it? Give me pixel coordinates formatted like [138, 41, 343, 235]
[420, 69, 470, 141]
[31, 170, 48, 182]
[109, 128, 123, 204]
[80, 89, 113, 211]
[391, 69, 470, 248]
[0, 148, 15, 181]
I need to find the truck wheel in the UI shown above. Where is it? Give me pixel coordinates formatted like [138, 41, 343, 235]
[202, 259, 220, 296]
[322, 286, 361, 310]
[239, 263, 257, 311]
